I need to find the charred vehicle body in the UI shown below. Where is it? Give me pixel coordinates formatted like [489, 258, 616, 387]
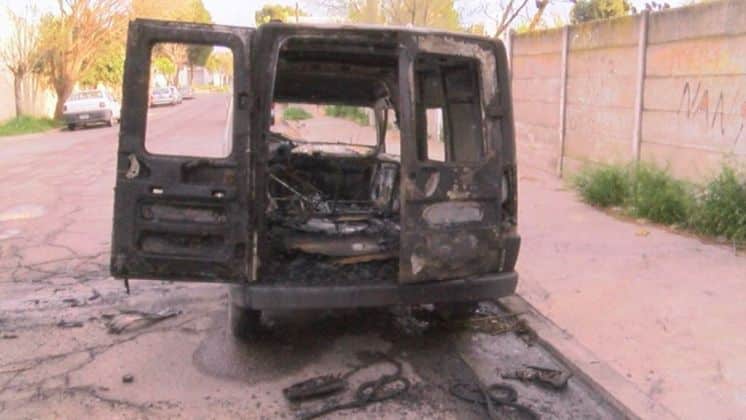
[111, 19, 520, 337]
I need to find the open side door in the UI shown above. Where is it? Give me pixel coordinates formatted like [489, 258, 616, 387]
[398, 35, 509, 284]
[111, 20, 254, 282]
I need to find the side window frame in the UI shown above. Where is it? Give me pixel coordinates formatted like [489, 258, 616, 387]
[414, 53, 486, 164]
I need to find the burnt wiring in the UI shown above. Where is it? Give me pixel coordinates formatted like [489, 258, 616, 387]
[283, 351, 411, 420]
[450, 353, 541, 420]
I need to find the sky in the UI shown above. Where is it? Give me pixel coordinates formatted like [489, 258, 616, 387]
[0, 0, 694, 38]
[203, 0, 692, 28]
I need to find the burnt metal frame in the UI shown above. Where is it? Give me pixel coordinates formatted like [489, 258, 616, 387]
[111, 19, 254, 282]
[396, 34, 516, 284]
[111, 21, 520, 308]
[249, 24, 406, 281]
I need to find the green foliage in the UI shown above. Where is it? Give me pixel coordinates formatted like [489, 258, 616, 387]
[573, 161, 746, 243]
[0, 116, 61, 137]
[134, 0, 213, 85]
[153, 56, 177, 78]
[574, 162, 692, 224]
[325, 105, 370, 126]
[205, 52, 232, 76]
[255, 4, 306, 25]
[283, 107, 313, 121]
[343, 0, 461, 31]
[79, 43, 125, 90]
[629, 164, 694, 225]
[38, 0, 128, 118]
[184, 0, 212, 68]
[347, 0, 384, 24]
[188, 45, 213, 68]
[573, 164, 630, 207]
[571, 0, 631, 23]
[134, 0, 211, 23]
[690, 167, 746, 242]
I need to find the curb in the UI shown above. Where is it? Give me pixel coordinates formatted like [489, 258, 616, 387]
[497, 295, 679, 420]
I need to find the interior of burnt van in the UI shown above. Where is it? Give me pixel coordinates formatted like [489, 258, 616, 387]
[259, 36, 487, 285]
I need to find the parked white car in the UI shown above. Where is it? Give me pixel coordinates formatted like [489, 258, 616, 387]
[150, 86, 182, 107]
[63, 89, 121, 130]
[178, 85, 194, 100]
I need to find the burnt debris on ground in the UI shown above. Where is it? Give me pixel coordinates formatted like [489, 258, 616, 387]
[284, 351, 410, 420]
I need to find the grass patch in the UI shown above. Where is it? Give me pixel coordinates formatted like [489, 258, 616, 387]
[572, 162, 746, 243]
[690, 167, 746, 242]
[629, 163, 694, 225]
[325, 105, 369, 126]
[572, 164, 629, 207]
[283, 106, 313, 121]
[0, 116, 61, 137]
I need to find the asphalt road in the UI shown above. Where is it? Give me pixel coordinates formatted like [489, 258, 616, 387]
[0, 94, 618, 419]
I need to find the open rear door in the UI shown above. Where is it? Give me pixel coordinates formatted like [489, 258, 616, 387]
[111, 20, 254, 282]
[398, 34, 510, 284]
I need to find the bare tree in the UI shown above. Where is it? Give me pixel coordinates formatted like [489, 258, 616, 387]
[322, 0, 556, 36]
[0, 6, 41, 118]
[39, 0, 128, 119]
[470, 0, 558, 38]
[527, 0, 551, 31]
[489, 0, 532, 36]
[319, 0, 461, 30]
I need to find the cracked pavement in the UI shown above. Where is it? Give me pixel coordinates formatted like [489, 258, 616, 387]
[0, 94, 619, 419]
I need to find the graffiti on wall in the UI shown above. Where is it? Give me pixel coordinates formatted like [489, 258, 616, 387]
[678, 81, 746, 149]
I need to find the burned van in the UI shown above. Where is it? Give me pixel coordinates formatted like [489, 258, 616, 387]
[111, 19, 519, 338]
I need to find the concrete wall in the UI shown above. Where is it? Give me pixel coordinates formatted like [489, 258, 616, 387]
[0, 75, 57, 121]
[511, 0, 746, 181]
[564, 16, 639, 170]
[511, 28, 564, 170]
[0, 67, 14, 122]
[0, 10, 56, 123]
[0, 9, 12, 122]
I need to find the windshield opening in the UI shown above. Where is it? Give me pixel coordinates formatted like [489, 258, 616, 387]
[270, 103, 401, 156]
[270, 36, 401, 156]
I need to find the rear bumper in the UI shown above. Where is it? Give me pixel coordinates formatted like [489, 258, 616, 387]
[231, 271, 518, 310]
[151, 98, 174, 105]
[63, 110, 111, 125]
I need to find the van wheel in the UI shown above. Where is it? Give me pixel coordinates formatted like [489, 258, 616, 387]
[434, 301, 479, 321]
[228, 302, 262, 340]
[67, 124, 76, 131]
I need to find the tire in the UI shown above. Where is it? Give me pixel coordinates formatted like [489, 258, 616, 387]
[434, 301, 479, 321]
[67, 124, 76, 131]
[228, 301, 262, 340]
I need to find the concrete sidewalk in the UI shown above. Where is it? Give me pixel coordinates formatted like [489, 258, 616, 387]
[516, 159, 746, 419]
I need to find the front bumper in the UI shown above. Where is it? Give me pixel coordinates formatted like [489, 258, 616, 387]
[231, 271, 518, 310]
[63, 110, 111, 125]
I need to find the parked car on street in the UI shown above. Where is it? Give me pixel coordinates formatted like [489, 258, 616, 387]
[178, 85, 194, 99]
[150, 86, 180, 106]
[62, 89, 120, 130]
